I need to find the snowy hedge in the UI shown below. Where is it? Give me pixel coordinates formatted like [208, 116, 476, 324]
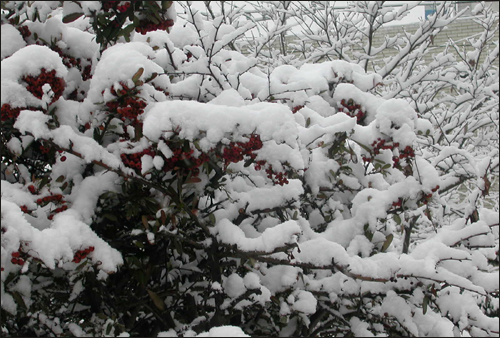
[1, 1, 498, 337]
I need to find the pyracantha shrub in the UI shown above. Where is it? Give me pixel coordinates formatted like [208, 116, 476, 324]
[1, 1, 498, 337]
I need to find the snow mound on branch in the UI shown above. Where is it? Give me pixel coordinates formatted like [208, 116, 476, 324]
[212, 219, 300, 252]
[87, 42, 168, 104]
[196, 325, 249, 337]
[144, 100, 301, 153]
[1, 199, 123, 272]
[1, 24, 26, 60]
[1, 45, 67, 108]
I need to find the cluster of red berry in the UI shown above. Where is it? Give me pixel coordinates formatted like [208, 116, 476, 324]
[101, 1, 121, 11]
[162, 146, 210, 176]
[392, 198, 403, 208]
[8, 19, 31, 40]
[1, 104, 22, 122]
[116, 1, 131, 13]
[10, 251, 25, 266]
[392, 145, 415, 167]
[221, 134, 263, 166]
[121, 148, 156, 173]
[27, 192, 68, 219]
[339, 99, 365, 123]
[135, 18, 175, 35]
[362, 138, 399, 163]
[47, 205, 69, 220]
[372, 138, 399, 155]
[104, 82, 147, 123]
[49, 44, 92, 81]
[292, 105, 304, 114]
[72, 246, 95, 264]
[420, 185, 440, 204]
[22, 68, 65, 104]
[40, 144, 52, 154]
[36, 194, 65, 205]
[18, 25, 31, 40]
[265, 166, 289, 186]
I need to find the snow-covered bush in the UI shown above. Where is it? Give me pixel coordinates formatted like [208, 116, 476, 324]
[1, 1, 498, 337]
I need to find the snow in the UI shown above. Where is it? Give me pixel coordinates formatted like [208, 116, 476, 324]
[196, 326, 249, 337]
[223, 273, 245, 298]
[213, 219, 301, 253]
[1, 24, 26, 60]
[144, 100, 300, 151]
[1, 45, 67, 109]
[290, 290, 317, 314]
[1, 2, 498, 336]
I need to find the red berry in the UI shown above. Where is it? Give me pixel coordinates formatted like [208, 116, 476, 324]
[11, 258, 18, 264]
[60, 156, 67, 162]
[11, 251, 21, 258]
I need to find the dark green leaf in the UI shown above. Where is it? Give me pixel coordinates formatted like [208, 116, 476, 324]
[11, 291, 27, 310]
[103, 213, 118, 222]
[62, 12, 84, 23]
[352, 139, 372, 153]
[394, 214, 401, 225]
[381, 234, 393, 252]
[105, 322, 112, 335]
[423, 295, 429, 314]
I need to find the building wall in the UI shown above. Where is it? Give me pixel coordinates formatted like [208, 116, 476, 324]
[366, 14, 499, 71]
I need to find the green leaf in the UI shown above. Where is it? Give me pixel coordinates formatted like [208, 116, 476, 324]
[96, 313, 108, 320]
[145, 72, 158, 83]
[62, 12, 84, 23]
[306, 117, 311, 127]
[56, 175, 65, 183]
[393, 214, 402, 225]
[352, 139, 371, 153]
[120, 23, 136, 41]
[103, 213, 118, 222]
[173, 238, 183, 255]
[75, 260, 89, 271]
[209, 213, 216, 225]
[381, 234, 393, 252]
[317, 193, 328, 199]
[105, 322, 112, 335]
[39, 175, 50, 190]
[422, 295, 429, 314]
[147, 289, 165, 311]
[243, 158, 254, 167]
[364, 230, 373, 241]
[161, 210, 167, 225]
[162, 1, 173, 10]
[11, 291, 27, 310]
